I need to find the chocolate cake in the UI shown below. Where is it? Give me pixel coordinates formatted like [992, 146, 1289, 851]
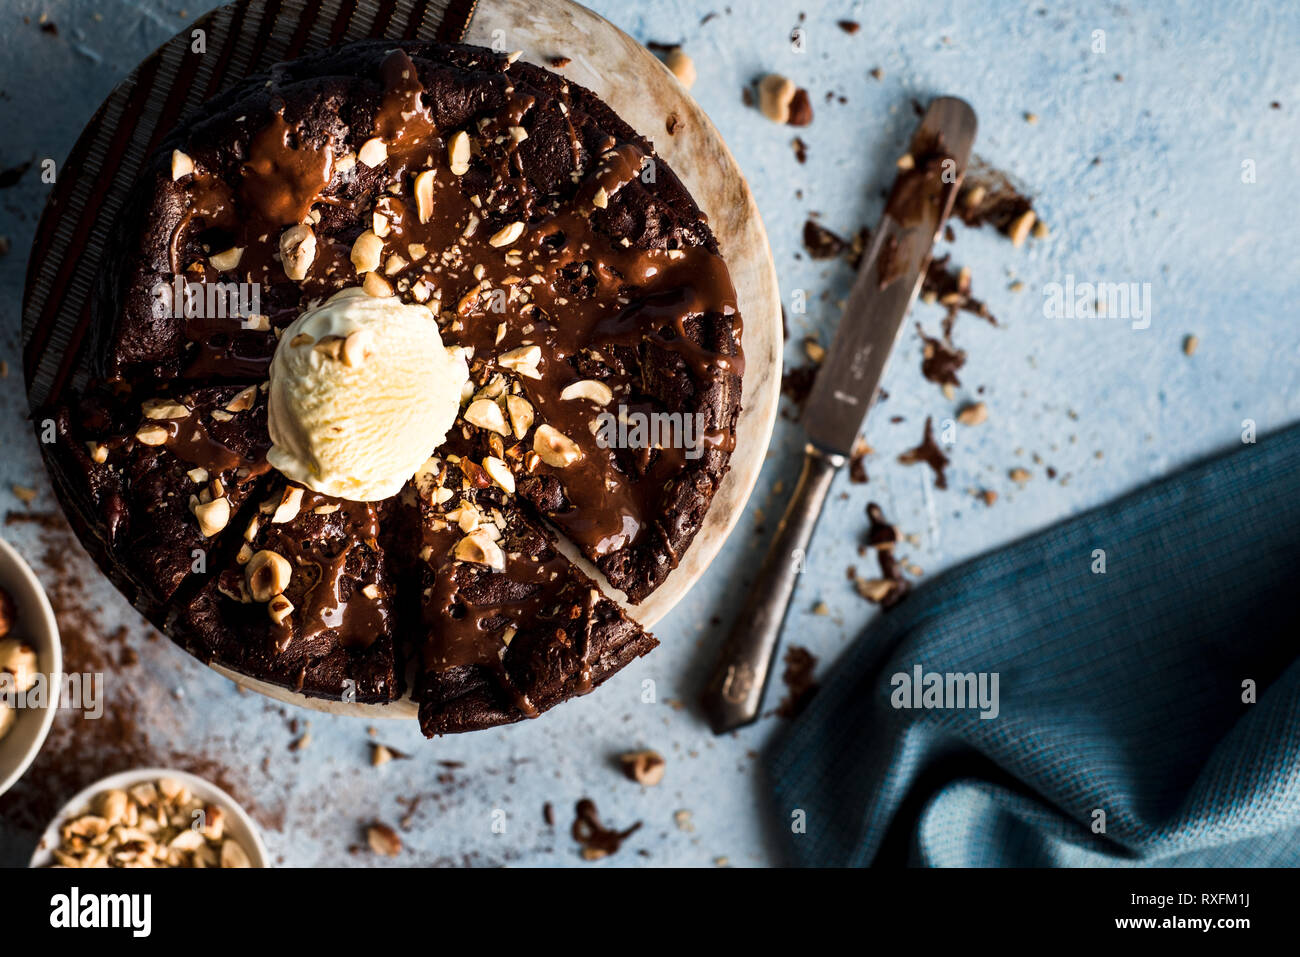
[44, 41, 743, 733]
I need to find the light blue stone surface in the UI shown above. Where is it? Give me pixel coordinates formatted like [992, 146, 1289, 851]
[0, 0, 1295, 866]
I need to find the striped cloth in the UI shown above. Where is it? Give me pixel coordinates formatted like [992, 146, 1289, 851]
[766, 424, 1300, 866]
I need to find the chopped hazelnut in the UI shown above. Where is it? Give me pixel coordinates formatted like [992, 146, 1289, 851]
[758, 74, 796, 124]
[192, 496, 230, 537]
[209, 247, 243, 271]
[488, 221, 525, 248]
[448, 130, 471, 176]
[142, 398, 190, 420]
[366, 823, 402, 856]
[482, 456, 516, 494]
[280, 224, 317, 281]
[664, 48, 696, 89]
[498, 344, 542, 377]
[267, 594, 294, 625]
[357, 137, 388, 168]
[506, 394, 535, 439]
[414, 169, 435, 223]
[135, 424, 170, 446]
[453, 528, 506, 569]
[171, 149, 195, 180]
[957, 401, 988, 426]
[1008, 210, 1037, 248]
[464, 398, 510, 435]
[246, 549, 292, 602]
[620, 749, 666, 786]
[350, 229, 384, 274]
[559, 379, 613, 406]
[270, 486, 304, 524]
[225, 385, 259, 412]
[533, 424, 583, 468]
[362, 271, 393, 297]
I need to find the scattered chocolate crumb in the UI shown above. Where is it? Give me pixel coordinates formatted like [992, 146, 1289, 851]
[1183, 334, 1199, 356]
[917, 323, 966, 392]
[1270, 101, 1280, 109]
[1009, 467, 1031, 484]
[869, 66, 883, 81]
[741, 85, 755, 108]
[802, 218, 847, 259]
[956, 159, 1038, 238]
[619, 749, 666, 786]
[837, 19, 861, 34]
[548, 55, 571, 68]
[775, 645, 819, 718]
[0, 160, 32, 189]
[780, 363, 819, 416]
[572, 799, 641, 860]
[854, 503, 911, 608]
[921, 253, 996, 327]
[39, 21, 58, 36]
[665, 112, 682, 135]
[543, 802, 555, 827]
[792, 135, 808, 163]
[811, 600, 829, 615]
[980, 489, 998, 506]
[898, 417, 950, 488]
[787, 88, 814, 126]
[848, 438, 871, 484]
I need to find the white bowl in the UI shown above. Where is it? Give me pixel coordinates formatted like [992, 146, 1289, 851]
[0, 535, 62, 797]
[29, 767, 269, 868]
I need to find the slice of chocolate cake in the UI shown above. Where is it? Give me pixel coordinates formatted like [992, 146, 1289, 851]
[50, 383, 272, 609]
[176, 479, 400, 702]
[403, 454, 656, 734]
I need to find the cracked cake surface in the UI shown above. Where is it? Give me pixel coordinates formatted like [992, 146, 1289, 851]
[45, 40, 743, 731]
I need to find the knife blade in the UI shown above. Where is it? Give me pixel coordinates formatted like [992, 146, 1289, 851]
[701, 97, 977, 734]
[803, 96, 977, 455]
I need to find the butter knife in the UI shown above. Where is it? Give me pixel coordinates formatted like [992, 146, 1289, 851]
[702, 97, 977, 734]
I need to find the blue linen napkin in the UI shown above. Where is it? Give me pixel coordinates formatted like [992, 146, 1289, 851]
[765, 424, 1300, 866]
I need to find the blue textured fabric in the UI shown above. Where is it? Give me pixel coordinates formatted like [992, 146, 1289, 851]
[765, 424, 1300, 867]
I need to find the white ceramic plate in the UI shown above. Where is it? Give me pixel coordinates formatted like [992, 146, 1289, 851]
[212, 0, 783, 718]
[0, 535, 62, 797]
[29, 767, 269, 868]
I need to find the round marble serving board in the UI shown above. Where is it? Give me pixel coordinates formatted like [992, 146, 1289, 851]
[108, 0, 783, 719]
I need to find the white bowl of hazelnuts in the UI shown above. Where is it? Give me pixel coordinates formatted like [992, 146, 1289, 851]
[0, 534, 62, 798]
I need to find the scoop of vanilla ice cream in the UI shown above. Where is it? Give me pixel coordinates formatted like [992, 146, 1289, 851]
[267, 288, 468, 501]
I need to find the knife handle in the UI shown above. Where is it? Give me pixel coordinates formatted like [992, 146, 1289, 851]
[701, 443, 843, 734]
